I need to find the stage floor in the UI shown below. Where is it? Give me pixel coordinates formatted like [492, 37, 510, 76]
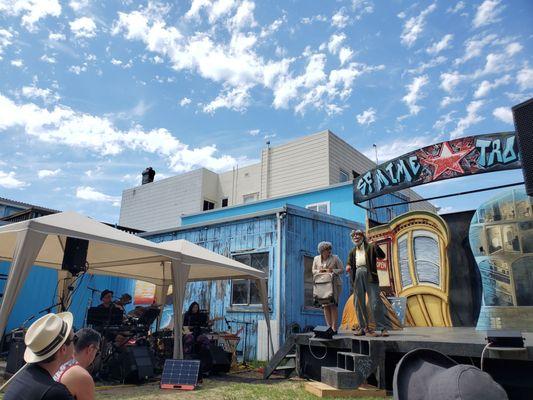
[295, 327, 533, 359]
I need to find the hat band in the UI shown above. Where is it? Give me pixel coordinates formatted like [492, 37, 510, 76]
[34, 320, 68, 357]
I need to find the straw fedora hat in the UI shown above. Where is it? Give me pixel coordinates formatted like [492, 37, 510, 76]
[24, 312, 73, 363]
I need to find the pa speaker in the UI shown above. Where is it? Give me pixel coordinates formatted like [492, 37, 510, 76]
[512, 97, 533, 196]
[61, 237, 89, 276]
[5, 341, 26, 378]
[208, 344, 231, 373]
[486, 330, 524, 348]
[313, 326, 334, 339]
[109, 346, 155, 383]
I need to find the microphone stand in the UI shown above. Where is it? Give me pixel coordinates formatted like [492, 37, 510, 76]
[84, 287, 100, 327]
[226, 319, 254, 366]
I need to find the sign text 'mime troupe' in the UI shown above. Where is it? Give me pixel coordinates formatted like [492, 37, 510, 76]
[354, 132, 521, 203]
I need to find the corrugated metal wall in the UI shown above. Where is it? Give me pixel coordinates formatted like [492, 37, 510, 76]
[145, 206, 363, 359]
[0, 261, 135, 332]
[147, 215, 278, 360]
[282, 208, 363, 339]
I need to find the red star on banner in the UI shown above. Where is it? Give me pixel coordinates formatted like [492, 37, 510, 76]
[421, 141, 473, 180]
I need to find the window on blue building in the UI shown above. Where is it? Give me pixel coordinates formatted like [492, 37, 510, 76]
[306, 202, 330, 214]
[339, 169, 349, 183]
[231, 252, 269, 305]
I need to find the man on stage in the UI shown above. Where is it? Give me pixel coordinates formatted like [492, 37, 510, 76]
[346, 229, 388, 337]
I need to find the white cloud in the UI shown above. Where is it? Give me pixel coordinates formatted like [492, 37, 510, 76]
[402, 75, 428, 115]
[438, 206, 456, 214]
[365, 136, 435, 162]
[492, 106, 513, 124]
[76, 186, 120, 206]
[68, 65, 86, 74]
[474, 46, 520, 77]
[260, 15, 285, 38]
[11, 59, 23, 67]
[48, 32, 65, 41]
[185, 0, 237, 23]
[110, 58, 122, 65]
[400, 3, 437, 47]
[203, 85, 251, 113]
[516, 67, 533, 91]
[21, 85, 60, 103]
[426, 34, 453, 55]
[447, 2, 465, 14]
[450, 100, 485, 138]
[440, 96, 462, 108]
[0, 170, 28, 189]
[0, 29, 13, 56]
[506, 42, 523, 56]
[112, 5, 382, 114]
[37, 168, 61, 178]
[356, 108, 376, 125]
[454, 33, 497, 65]
[351, 0, 374, 19]
[434, 111, 456, 132]
[327, 33, 346, 55]
[69, 0, 89, 12]
[339, 47, 353, 66]
[179, 97, 192, 106]
[0, 0, 61, 31]
[301, 14, 327, 24]
[440, 71, 464, 93]
[473, 75, 511, 98]
[332, 9, 349, 28]
[473, 0, 504, 29]
[408, 56, 447, 74]
[248, 128, 259, 136]
[0, 91, 241, 172]
[229, 0, 257, 31]
[40, 54, 56, 63]
[70, 17, 97, 38]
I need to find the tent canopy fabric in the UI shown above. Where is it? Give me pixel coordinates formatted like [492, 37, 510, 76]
[0, 211, 266, 285]
[0, 211, 272, 358]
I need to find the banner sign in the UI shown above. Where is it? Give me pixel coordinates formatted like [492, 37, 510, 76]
[354, 132, 521, 203]
[133, 280, 156, 305]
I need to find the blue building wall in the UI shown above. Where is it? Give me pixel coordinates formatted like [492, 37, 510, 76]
[0, 262, 135, 332]
[181, 182, 366, 227]
[145, 205, 363, 360]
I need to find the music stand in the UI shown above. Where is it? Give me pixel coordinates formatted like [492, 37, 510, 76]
[138, 307, 160, 327]
[87, 307, 123, 327]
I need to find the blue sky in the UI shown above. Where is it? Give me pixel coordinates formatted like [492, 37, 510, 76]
[0, 0, 531, 223]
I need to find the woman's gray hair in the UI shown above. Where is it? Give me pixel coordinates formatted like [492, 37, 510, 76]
[317, 241, 332, 253]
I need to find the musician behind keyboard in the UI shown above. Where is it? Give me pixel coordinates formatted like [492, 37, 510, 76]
[182, 302, 212, 356]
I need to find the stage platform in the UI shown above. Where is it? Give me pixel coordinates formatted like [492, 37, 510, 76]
[294, 327, 533, 399]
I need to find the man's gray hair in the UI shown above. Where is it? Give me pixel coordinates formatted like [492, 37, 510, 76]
[350, 229, 365, 238]
[317, 241, 332, 253]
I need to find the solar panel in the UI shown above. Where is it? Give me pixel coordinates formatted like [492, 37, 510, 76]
[160, 359, 200, 390]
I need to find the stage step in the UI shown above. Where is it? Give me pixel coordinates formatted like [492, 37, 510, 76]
[334, 352, 377, 388]
[263, 335, 297, 379]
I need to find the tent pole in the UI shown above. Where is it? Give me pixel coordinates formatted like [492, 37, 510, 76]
[171, 260, 190, 359]
[0, 229, 47, 340]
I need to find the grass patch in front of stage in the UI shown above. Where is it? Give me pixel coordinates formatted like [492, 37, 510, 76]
[94, 375, 389, 400]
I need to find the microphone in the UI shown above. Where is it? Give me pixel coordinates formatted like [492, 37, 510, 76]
[87, 287, 101, 292]
[224, 317, 231, 330]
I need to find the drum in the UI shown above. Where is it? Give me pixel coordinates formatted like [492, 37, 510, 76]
[218, 333, 240, 367]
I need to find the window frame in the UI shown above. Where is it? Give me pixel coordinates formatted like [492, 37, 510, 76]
[203, 199, 215, 211]
[305, 201, 331, 215]
[230, 250, 270, 306]
[339, 169, 350, 183]
[242, 192, 259, 204]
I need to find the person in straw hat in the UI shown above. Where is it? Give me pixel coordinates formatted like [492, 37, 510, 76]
[4, 312, 75, 400]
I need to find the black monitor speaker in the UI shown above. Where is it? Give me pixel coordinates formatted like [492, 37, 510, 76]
[109, 345, 155, 383]
[313, 326, 334, 339]
[61, 237, 89, 276]
[512, 97, 533, 196]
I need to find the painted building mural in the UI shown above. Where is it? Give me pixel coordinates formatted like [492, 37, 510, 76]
[469, 187, 533, 330]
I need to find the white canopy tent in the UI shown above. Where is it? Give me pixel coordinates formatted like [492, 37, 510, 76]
[0, 211, 273, 358]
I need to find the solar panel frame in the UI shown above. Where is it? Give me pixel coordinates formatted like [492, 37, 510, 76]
[160, 359, 200, 390]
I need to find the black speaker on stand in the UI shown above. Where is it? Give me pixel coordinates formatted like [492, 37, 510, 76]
[512, 97, 533, 196]
[61, 237, 89, 276]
